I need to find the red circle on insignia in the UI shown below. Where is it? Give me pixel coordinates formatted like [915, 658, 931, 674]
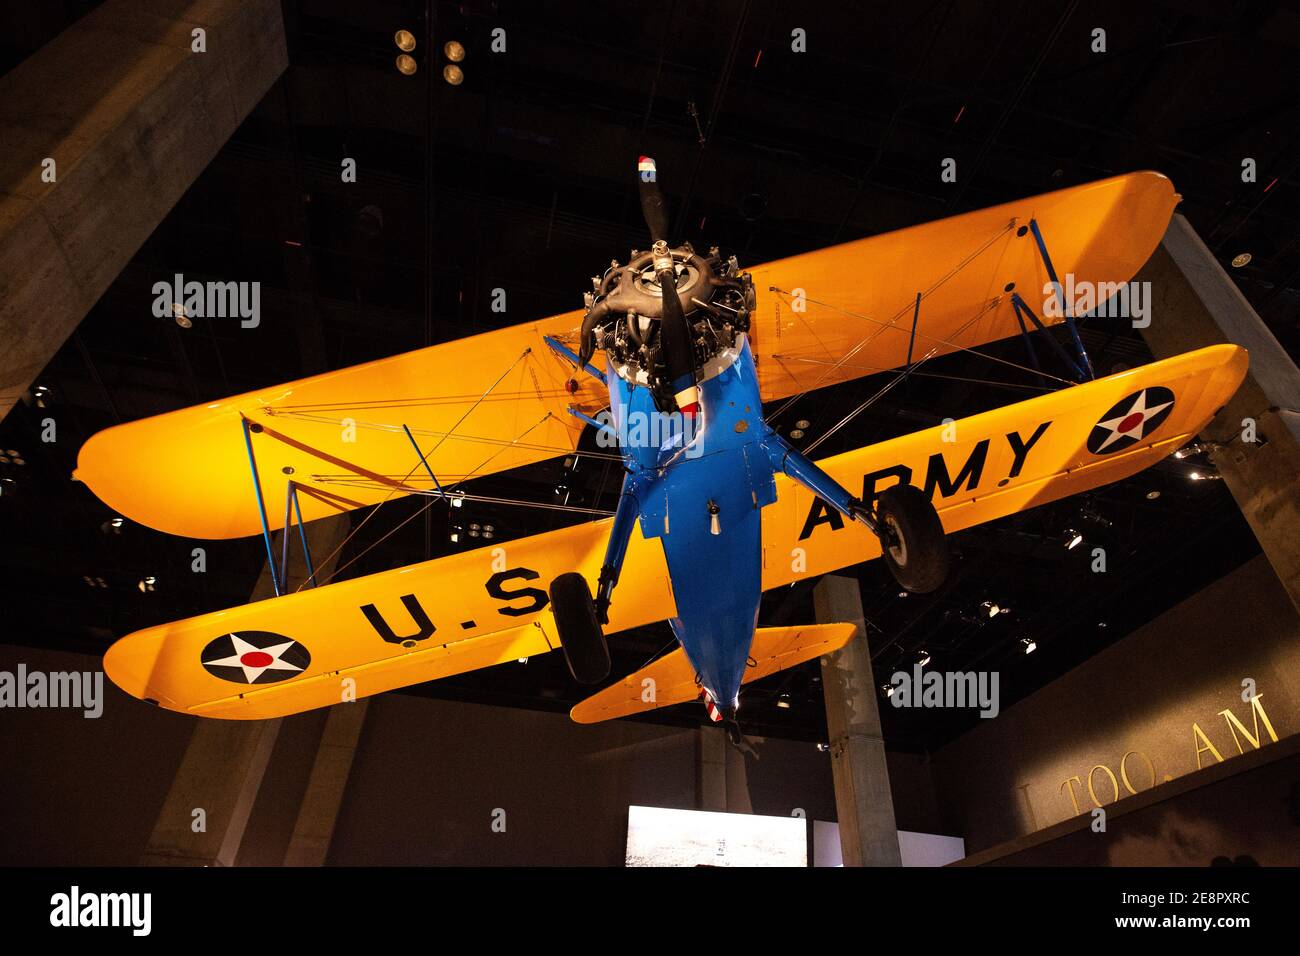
[1117, 412, 1144, 433]
[240, 651, 273, 667]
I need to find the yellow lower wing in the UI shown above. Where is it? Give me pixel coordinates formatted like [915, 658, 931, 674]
[103, 344, 1246, 720]
[570, 623, 856, 724]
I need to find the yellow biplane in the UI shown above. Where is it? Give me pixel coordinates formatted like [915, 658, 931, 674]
[76, 162, 1246, 736]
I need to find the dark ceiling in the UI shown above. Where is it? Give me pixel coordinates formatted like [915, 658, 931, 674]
[0, 0, 1290, 749]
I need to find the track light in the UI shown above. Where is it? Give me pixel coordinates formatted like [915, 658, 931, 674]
[916, 649, 931, 667]
[1022, 638, 1037, 655]
[1065, 530, 1083, 550]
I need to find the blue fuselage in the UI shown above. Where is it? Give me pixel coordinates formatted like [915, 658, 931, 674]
[606, 335, 780, 714]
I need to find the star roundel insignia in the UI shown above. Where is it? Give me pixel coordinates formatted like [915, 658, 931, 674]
[200, 631, 310, 685]
[1087, 386, 1176, 456]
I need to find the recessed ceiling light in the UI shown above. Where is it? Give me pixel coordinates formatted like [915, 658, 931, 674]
[1231, 253, 1251, 268]
[444, 40, 466, 62]
[396, 53, 418, 75]
[443, 64, 465, 85]
[394, 29, 417, 52]
[1146, 489, 1161, 500]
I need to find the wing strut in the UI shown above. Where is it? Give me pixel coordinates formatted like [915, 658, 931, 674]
[242, 417, 284, 596]
[1027, 217, 1095, 381]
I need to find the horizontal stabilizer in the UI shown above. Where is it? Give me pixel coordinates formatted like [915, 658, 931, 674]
[569, 622, 856, 724]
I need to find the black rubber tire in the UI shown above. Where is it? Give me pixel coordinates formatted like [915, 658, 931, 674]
[549, 573, 610, 684]
[875, 484, 949, 594]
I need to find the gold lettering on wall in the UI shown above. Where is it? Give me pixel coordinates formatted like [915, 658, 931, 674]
[1060, 776, 1083, 816]
[1218, 694, 1279, 755]
[1120, 750, 1156, 795]
[1192, 722, 1225, 769]
[1051, 680, 1286, 821]
[1087, 764, 1120, 807]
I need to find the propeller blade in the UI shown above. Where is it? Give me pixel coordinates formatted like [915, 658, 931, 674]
[638, 155, 670, 243]
[656, 243, 699, 416]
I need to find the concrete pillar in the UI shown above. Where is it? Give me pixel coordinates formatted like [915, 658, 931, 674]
[140, 515, 349, 866]
[814, 574, 902, 866]
[696, 726, 727, 812]
[0, 0, 288, 419]
[282, 699, 369, 866]
[1138, 214, 1300, 613]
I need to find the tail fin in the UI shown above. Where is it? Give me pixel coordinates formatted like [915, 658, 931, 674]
[570, 622, 856, 724]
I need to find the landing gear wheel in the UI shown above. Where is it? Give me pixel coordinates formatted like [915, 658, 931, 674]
[875, 485, 949, 594]
[548, 572, 611, 684]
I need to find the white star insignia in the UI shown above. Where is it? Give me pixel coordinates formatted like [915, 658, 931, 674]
[205, 633, 305, 683]
[1093, 389, 1174, 453]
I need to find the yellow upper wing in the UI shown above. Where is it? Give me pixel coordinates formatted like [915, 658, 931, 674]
[103, 344, 1246, 720]
[749, 171, 1177, 398]
[75, 173, 1177, 540]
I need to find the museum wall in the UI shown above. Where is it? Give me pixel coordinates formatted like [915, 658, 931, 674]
[0, 644, 195, 866]
[324, 693, 841, 866]
[930, 554, 1300, 854]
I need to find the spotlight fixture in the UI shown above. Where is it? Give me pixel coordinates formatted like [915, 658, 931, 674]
[882, 683, 894, 698]
[979, 600, 1006, 619]
[795, 419, 810, 430]
[776, 695, 791, 709]
[101, 517, 124, 535]
[916, 649, 931, 667]
[517, 657, 528, 664]
[172, 302, 192, 329]
[451, 494, 465, 508]
[444, 40, 466, 62]
[395, 53, 418, 76]
[1065, 529, 1083, 550]
[443, 63, 465, 85]
[137, 575, 157, 594]
[449, 532, 460, 543]
[1188, 470, 1222, 482]
[1174, 442, 1208, 459]
[816, 742, 830, 752]
[1022, 638, 1037, 655]
[1231, 252, 1251, 268]
[394, 29, 417, 52]
[789, 429, 805, 440]
[1145, 489, 1161, 500]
